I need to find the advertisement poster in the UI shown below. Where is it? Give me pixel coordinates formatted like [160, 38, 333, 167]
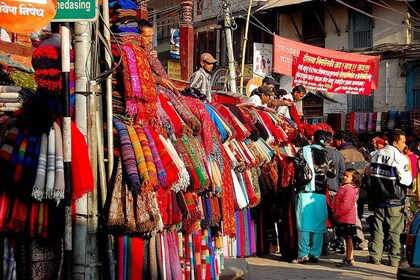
[292, 51, 374, 95]
[170, 28, 180, 60]
[168, 60, 181, 80]
[253, 43, 272, 78]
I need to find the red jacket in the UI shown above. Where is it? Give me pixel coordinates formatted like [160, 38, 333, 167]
[331, 183, 358, 225]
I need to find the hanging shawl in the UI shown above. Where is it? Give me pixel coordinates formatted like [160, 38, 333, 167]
[134, 125, 158, 191]
[162, 88, 202, 135]
[119, 41, 158, 124]
[113, 117, 141, 194]
[45, 126, 56, 199]
[158, 93, 183, 136]
[148, 126, 179, 189]
[126, 123, 151, 189]
[71, 121, 94, 200]
[32, 133, 48, 200]
[143, 125, 168, 189]
[159, 134, 190, 193]
[52, 122, 65, 204]
[182, 96, 218, 157]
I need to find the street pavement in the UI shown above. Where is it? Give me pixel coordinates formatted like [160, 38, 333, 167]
[220, 249, 397, 280]
[221, 206, 398, 279]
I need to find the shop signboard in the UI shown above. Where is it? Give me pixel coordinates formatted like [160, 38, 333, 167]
[53, 0, 97, 21]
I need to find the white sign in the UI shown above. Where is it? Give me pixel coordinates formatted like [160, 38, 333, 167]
[253, 43, 273, 78]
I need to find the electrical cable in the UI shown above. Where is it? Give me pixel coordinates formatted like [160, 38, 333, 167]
[336, 0, 420, 33]
[371, 0, 420, 25]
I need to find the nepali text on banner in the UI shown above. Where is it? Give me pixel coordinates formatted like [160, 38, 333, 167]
[272, 35, 380, 91]
[292, 51, 374, 95]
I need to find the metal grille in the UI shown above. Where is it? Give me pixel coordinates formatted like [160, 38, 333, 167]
[352, 30, 371, 49]
[347, 94, 373, 112]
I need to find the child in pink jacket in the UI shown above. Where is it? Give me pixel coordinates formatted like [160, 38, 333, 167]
[332, 168, 362, 267]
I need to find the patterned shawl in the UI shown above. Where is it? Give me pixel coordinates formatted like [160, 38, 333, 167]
[126, 123, 150, 188]
[113, 117, 141, 194]
[142, 125, 167, 189]
[134, 125, 158, 192]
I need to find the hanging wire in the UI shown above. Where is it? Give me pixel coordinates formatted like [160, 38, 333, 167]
[370, 0, 420, 26]
[231, 0, 274, 35]
[406, 1, 420, 20]
[336, 0, 420, 33]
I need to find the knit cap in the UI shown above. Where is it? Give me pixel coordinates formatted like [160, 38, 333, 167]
[32, 45, 62, 93]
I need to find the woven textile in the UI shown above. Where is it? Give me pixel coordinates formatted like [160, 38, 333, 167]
[134, 125, 158, 191]
[143, 125, 168, 189]
[113, 117, 141, 193]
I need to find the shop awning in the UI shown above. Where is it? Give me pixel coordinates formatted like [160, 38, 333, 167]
[256, 0, 313, 11]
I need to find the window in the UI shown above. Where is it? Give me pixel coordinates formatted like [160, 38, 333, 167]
[349, 10, 372, 49]
[347, 94, 373, 112]
[302, 8, 325, 47]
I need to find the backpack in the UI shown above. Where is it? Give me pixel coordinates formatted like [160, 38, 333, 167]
[294, 149, 313, 189]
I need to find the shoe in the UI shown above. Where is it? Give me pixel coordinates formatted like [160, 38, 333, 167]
[388, 260, 399, 267]
[292, 256, 309, 264]
[336, 259, 354, 267]
[367, 258, 381, 265]
[355, 240, 369, 251]
[308, 256, 319, 263]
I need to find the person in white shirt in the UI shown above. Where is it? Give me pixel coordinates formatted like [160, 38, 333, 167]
[246, 86, 274, 107]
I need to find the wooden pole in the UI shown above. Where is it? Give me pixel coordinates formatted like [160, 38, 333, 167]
[240, 0, 253, 95]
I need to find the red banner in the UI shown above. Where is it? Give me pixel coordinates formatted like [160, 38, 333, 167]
[273, 35, 380, 90]
[292, 51, 375, 95]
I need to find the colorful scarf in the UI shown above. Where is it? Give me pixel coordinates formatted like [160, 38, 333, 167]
[143, 125, 167, 189]
[113, 117, 141, 194]
[134, 125, 158, 192]
[126, 123, 150, 189]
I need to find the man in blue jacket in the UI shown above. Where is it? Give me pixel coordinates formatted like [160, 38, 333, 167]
[368, 130, 412, 266]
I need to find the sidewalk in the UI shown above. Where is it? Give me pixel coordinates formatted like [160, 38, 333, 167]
[220, 206, 398, 279]
[220, 250, 397, 280]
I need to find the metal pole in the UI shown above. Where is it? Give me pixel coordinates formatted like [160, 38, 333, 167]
[73, 21, 90, 280]
[61, 22, 73, 280]
[223, 0, 237, 93]
[101, 0, 116, 277]
[239, 0, 252, 95]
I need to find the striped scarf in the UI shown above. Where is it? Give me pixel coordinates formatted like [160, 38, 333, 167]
[143, 125, 167, 189]
[32, 133, 48, 200]
[126, 123, 150, 188]
[113, 117, 141, 194]
[135, 125, 158, 192]
[45, 127, 56, 199]
[149, 128, 179, 189]
[53, 122, 65, 204]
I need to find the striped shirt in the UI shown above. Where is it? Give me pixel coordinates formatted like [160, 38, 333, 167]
[189, 68, 212, 102]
